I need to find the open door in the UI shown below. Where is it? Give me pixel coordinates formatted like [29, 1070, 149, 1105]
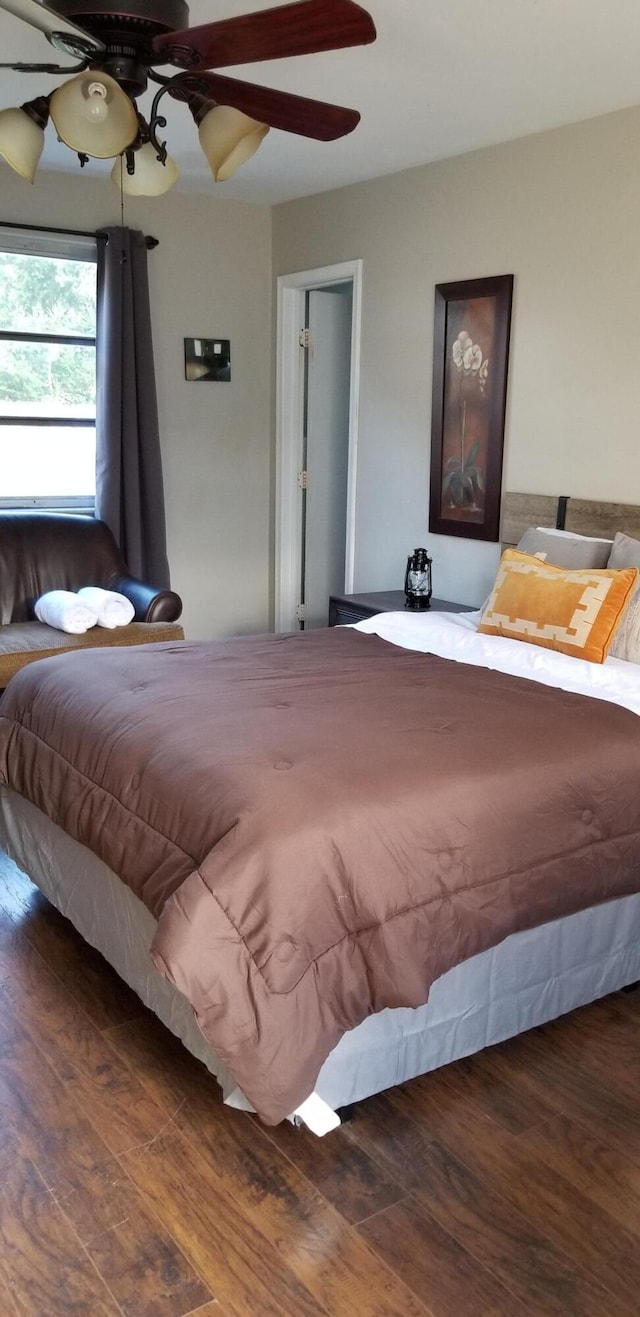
[301, 285, 353, 628]
[275, 259, 362, 633]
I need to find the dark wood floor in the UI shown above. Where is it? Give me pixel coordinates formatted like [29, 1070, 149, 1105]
[0, 853, 639, 1317]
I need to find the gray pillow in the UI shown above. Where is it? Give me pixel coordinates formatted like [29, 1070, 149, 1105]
[607, 532, 640, 569]
[516, 528, 612, 569]
[610, 579, 640, 663]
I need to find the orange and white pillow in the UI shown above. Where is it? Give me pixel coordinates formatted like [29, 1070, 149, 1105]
[479, 549, 638, 663]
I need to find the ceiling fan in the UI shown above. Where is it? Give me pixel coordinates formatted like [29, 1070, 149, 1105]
[0, 0, 377, 194]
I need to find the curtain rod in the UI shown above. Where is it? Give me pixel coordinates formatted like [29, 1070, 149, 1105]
[0, 220, 158, 249]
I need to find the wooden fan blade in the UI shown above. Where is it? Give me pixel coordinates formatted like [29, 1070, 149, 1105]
[173, 71, 360, 140]
[0, 0, 104, 51]
[153, 0, 375, 73]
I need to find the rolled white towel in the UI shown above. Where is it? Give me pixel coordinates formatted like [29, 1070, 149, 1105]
[77, 586, 135, 629]
[34, 590, 99, 635]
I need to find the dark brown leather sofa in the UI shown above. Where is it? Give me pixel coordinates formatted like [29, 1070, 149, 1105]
[0, 511, 184, 688]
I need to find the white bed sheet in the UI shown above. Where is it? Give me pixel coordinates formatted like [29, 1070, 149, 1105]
[353, 608, 640, 715]
[2, 611, 640, 1128]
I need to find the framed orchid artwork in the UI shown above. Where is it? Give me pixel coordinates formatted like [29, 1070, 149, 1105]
[429, 274, 513, 541]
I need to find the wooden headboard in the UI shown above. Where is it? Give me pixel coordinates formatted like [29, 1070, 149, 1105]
[501, 493, 640, 546]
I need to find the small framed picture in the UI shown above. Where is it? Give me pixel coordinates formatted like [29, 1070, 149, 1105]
[184, 337, 231, 381]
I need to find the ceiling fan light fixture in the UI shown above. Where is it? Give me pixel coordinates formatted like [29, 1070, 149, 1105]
[50, 69, 138, 158]
[0, 0, 376, 190]
[0, 99, 47, 182]
[197, 103, 269, 183]
[110, 142, 179, 196]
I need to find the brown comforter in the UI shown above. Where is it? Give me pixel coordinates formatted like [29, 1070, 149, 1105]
[1, 626, 640, 1124]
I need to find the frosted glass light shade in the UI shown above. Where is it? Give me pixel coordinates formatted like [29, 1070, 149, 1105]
[50, 71, 138, 158]
[198, 104, 269, 182]
[110, 143, 179, 196]
[0, 106, 44, 182]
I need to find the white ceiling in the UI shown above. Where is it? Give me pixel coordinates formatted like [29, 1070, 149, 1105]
[2, 0, 640, 204]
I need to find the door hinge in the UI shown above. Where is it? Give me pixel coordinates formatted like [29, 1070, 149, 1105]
[296, 603, 306, 622]
[297, 469, 308, 490]
[299, 328, 310, 349]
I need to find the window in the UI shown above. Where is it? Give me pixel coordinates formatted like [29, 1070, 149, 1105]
[0, 227, 97, 511]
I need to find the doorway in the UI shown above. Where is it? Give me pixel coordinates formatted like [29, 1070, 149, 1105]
[275, 259, 362, 632]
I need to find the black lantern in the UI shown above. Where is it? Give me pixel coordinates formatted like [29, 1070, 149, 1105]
[404, 547, 433, 610]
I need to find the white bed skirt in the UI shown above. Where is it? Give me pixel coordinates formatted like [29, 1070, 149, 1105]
[2, 783, 640, 1125]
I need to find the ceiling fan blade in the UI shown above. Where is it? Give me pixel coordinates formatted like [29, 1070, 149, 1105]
[174, 71, 360, 141]
[153, 0, 375, 73]
[0, 0, 104, 52]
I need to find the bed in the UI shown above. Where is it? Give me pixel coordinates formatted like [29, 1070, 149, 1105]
[2, 495, 640, 1134]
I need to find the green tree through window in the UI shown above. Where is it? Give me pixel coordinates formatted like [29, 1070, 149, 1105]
[0, 237, 97, 507]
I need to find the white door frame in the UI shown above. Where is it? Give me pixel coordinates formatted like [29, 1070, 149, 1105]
[275, 259, 363, 633]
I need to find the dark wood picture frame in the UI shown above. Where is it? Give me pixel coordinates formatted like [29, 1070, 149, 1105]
[429, 274, 513, 541]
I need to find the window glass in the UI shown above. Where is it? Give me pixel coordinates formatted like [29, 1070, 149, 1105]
[0, 340, 96, 412]
[0, 239, 97, 509]
[0, 251, 96, 336]
[0, 424, 96, 498]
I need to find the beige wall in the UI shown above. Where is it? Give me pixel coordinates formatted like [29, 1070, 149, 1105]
[1, 169, 272, 640]
[5, 104, 640, 630]
[272, 105, 640, 608]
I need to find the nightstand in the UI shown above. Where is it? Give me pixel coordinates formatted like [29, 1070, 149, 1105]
[328, 591, 474, 627]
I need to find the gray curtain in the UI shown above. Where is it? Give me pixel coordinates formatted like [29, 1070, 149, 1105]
[95, 226, 170, 588]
